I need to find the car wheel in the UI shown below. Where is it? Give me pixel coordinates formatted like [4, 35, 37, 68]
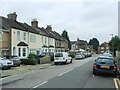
[70, 59, 72, 63]
[17, 64, 21, 66]
[54, 62, 57, 65]
[93, 70, 96, 75]
[64, 60, 67, 64]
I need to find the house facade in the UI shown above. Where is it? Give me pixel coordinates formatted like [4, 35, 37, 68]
[99, 42, 109, 53]
[71, 38, 88, 51]
[0, 12, 69, 58]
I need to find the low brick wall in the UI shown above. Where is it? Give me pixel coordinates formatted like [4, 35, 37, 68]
[39, 58, 51, 64]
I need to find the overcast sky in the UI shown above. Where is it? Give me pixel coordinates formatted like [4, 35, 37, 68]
[0, 0, 119, 44]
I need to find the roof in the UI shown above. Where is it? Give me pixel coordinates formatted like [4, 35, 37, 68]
[20, 23, 39, 34]
[17, 42, 28, 46]
[53, 31, 68, 42]
[0, 16, 26, 31]
[35, 27, 48, 36]
[0, 16, 39, 34]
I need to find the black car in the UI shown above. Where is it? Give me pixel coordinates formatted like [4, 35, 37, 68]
[93, 57, 118, 76]
[38, 52, 54, 61]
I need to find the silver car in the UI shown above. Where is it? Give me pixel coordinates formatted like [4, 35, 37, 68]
[0, 56, 13, 69]
[9, 56, 21, 66]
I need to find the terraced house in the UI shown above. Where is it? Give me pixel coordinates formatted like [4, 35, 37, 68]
[0, 12, 69, 58]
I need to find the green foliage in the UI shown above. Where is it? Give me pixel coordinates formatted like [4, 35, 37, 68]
[109, 36, 120, 51]
[62, 30, 71, 50]
[89, 38, 99, 51]
[28, 53, 39, 60]
[43, 55, 50, 59]
[21, 58, 38, 65]
[69, 52, 76, 58]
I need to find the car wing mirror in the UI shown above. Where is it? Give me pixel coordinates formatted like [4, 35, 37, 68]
[95, 59, 96, 61]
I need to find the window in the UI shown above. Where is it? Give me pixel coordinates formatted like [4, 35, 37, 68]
[23, 32, 26, 40]
[23, 48, 26, 56]
[45, 49, 47, 52]
[18, 48, 21, 57]
[17, 31, 20, 41]
[42, 36, 43, 43]
[45, 37, 47, 44]
[30, 35, 36, 42]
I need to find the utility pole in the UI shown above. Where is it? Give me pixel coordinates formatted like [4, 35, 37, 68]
[110, 34, 114, 56]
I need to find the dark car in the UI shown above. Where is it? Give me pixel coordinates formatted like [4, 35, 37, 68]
[93, 57, 118, 76]
[38, 52, 54, 61]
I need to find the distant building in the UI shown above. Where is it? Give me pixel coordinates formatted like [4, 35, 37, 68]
[71, 38, 88, 51]
[98, 42, 109, 53]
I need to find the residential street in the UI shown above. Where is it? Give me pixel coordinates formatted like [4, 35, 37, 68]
[2, 54, 118, 89]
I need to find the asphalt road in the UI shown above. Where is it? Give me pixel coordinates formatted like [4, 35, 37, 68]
[2, 54, 117, 89]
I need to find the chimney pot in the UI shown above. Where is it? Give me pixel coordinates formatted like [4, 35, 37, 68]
[7, 12, 17, 21]
[31, 18, 38, 28]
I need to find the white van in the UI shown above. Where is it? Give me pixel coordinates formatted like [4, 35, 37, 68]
[54, 52, 72, 64]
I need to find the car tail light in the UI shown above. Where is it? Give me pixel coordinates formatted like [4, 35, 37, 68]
[113, 66, 117, 71]
[93, 64, 97, 69]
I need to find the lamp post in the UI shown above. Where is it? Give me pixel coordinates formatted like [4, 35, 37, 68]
[110, 34, 114, 56]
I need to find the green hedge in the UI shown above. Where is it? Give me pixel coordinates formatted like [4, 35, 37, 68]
[20, 54, 39, 65]
[21, 58, 38, 65]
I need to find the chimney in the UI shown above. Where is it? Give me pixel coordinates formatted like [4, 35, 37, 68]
[46, 25, 52, 32]
[31, 18, 38, 28]
[7, 12, 17, 21]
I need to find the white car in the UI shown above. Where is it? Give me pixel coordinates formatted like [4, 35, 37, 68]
[0, 56, 13, 69]
[54, 52, 72, 64]
[75, 53, 85, 60]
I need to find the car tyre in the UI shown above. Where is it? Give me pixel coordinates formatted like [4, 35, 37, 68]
[54, 62, 57, 65]
[70, 59, 72, 63]
[93, 70, 97, 75]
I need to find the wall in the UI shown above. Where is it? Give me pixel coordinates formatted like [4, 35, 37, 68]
[116, 51, 120, 59]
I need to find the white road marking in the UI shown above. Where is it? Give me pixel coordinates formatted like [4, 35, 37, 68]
[58, 68, 74, 77]
[30, 81, 48, 89]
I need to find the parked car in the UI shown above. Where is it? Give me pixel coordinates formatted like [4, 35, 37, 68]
[54, 52, 72, 65]
[4, 55, 21, 66]
[75, 53, 85, 60]
[9, 55, 21, 66]
[0, 56, 13, 69]
[93, 57, 118, 76]
[38, 52, 54, 61]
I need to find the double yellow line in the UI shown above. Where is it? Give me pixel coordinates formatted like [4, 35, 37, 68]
[114, 78, 120, 90]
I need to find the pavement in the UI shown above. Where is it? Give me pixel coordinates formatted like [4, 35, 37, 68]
[0, 62, 54, 85]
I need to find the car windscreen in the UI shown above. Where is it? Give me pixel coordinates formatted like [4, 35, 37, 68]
[102, 53, 113, 57]
[55, 53, 63, 57]
[96, 58, 114, 65]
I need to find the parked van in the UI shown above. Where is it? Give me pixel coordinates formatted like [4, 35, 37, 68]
[54, 52, 72, 65]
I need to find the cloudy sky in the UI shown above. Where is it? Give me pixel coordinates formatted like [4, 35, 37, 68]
[0, 0, 119, 44]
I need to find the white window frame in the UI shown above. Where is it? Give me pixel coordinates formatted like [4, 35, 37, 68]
[17, 31, 20, 41]
[23, 32, 26, 41]
[30, 35, 36, 42]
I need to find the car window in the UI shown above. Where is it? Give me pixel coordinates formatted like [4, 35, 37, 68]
[96, 58, 114, 65]
[55, 53, 63, 57]
[76, 53, 80, 55]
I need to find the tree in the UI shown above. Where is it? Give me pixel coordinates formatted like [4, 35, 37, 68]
[89, 38, 99, 51]
[109, 36, 120, 56]
[62, 30, 71, 50]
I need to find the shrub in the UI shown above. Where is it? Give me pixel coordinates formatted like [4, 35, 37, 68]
[21, 58, 38, 65]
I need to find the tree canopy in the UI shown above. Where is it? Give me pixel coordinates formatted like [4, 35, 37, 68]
[109, 36, 120, 51]
[89, 38, 99, 51]
[62, 30, 71, 50]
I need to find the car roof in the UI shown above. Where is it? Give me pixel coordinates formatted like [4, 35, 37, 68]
[98, 56, 114, 60]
